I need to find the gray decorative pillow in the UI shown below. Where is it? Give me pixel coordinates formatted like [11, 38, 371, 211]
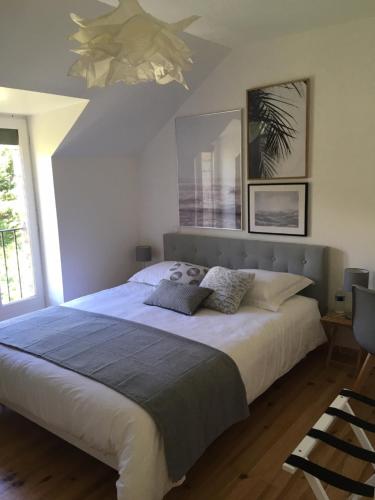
[144, 279, 213, 316]
[200, 267, 255, 314]
[165, 262, 209, 286]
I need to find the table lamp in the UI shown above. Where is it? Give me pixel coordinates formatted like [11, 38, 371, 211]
[343, 268, 369, 319]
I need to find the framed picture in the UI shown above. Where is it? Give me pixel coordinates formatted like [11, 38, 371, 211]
[175, 110, 242, 230]
[247, 79, 309, 179]
[248, 183, 308, 236]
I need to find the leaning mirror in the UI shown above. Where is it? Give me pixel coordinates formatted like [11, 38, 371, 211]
[175, 110, 242, 230]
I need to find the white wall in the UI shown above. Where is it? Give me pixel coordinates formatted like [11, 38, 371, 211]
[138, 16, 375, 300]
[52, 156, 139, 301]
[27, 100, 88, 304]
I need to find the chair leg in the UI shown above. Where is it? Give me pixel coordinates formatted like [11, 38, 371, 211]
[352, 353, 375, 392]
[304, 473, 330, 500]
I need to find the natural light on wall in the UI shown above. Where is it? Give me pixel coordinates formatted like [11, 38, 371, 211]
[68, 0, 200, 89]
[0, 89, 8, 102]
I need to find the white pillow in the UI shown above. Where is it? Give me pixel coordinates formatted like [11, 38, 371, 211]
[128, 261, 177, 286]
[239, 269, 314, 312]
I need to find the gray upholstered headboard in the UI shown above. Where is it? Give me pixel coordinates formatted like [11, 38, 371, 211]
[164, 233, 328, 314]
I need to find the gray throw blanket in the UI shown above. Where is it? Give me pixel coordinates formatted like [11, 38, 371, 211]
[0, 306, 249, 481]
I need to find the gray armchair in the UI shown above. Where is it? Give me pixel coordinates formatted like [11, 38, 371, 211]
[352, 285, 375, 389]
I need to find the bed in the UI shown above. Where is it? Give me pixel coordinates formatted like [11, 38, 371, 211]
[0, 233, 328, 500]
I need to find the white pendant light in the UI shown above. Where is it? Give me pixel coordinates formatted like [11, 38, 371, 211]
[68, 0, 200, 89]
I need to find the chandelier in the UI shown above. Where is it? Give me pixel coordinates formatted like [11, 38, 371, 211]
[68, 0, 199, 89]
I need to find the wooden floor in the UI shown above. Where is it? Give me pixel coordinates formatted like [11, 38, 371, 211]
[1, 347, 374, 500]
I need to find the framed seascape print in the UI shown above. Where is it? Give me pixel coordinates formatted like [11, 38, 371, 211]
[175, 110, 242, 230]
[247, 79, 309, 180]
[248, 183, 308, 236]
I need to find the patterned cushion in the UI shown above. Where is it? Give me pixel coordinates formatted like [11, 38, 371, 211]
[200, 267, 255, 314]
[165, 262, 209, 286]
[144, 280, 213, 316]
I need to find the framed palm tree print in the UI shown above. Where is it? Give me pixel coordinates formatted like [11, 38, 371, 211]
[247, 79, 309, 179]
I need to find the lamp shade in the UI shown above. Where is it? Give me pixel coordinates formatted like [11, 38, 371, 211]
[68, 0, 199, 89]
[136, 245, 152, 262]
[343, 268, 369, 292]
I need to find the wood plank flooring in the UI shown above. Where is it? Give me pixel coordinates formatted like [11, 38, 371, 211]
[0, 347, 374, 500]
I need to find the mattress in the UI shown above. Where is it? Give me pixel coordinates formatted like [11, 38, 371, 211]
[0, 282, 326, 500]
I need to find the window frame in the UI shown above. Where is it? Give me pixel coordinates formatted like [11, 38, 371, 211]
[0, 115, 45, 319]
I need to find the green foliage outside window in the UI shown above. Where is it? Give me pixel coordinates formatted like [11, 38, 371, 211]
[0, 147, 20, 247]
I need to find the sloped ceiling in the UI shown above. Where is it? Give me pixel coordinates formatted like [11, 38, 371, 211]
[0, 0, 229, 157]
[0, 87, 87, 116]
[102, 0, 375, 48]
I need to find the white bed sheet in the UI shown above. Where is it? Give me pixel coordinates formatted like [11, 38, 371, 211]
[0, 282, 326, 500]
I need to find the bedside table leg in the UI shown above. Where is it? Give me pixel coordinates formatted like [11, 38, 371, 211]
[326, 326, 337, 367]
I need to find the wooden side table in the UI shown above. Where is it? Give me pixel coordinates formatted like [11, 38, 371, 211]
[321, 312, 363, 372]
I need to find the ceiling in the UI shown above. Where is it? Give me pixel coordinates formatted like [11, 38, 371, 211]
[101, 0, 375, 48]
[0, 87, 87, 116]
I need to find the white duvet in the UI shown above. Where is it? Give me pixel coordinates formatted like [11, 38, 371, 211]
[0, 282, 326, 500]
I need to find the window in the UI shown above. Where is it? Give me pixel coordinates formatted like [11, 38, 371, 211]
[0, 117, 44, 319]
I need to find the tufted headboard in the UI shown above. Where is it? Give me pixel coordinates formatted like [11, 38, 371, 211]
[164, 233, 328, 314]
